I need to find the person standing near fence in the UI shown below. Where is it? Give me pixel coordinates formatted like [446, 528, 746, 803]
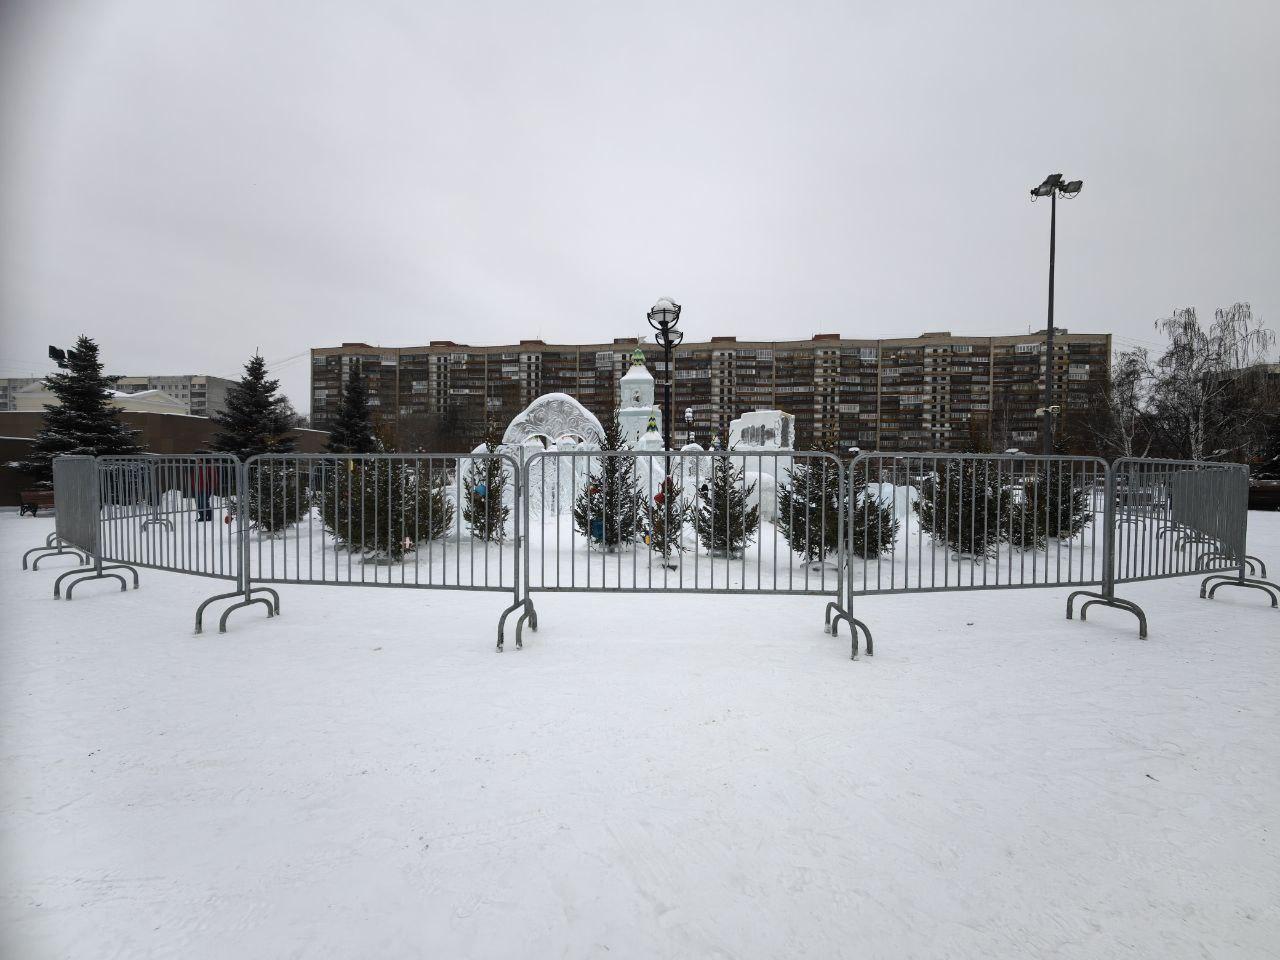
[194, 454, 216, 522]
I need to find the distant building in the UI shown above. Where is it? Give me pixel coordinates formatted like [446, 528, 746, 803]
[0, 374, 235, 417]
[311, 331, 1112, 452]
[114, 375, 235, 417]
[14, 382, 188, 416]
[0, 410, 330, 507]
[0, 377, 43, 412]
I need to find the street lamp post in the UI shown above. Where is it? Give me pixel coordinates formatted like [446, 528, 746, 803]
[647, 297, 684, 452]
[684, 407, 694, 447]
[1030, 173, 1083, 455]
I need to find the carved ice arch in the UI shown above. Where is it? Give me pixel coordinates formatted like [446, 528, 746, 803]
[501, 393, 605, 448]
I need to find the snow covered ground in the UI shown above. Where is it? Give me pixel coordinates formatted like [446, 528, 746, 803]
[2, 510, 1278, 959]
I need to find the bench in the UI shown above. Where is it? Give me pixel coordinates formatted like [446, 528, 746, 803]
[19, 489, 55, 517]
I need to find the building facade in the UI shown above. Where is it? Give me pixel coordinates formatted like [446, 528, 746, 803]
[311, 331, 1111, 453]
[14, 383, 188, 415]
[0, 374, 235, 417]
[0, 378, 43, 412]
[114, 375, 235, 418]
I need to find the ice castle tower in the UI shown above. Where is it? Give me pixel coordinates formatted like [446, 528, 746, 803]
[618, 347, 662, 447]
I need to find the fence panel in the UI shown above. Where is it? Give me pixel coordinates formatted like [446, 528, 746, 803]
[26, 450, 1273, 645]
[847, 453, 1109, 594]
[1112, 458, 1247, 583]
[96, 455, 241, 580]
[242, 454, 520, 595]
[53, 455, 99, 555]
[522, 449, 847, 596]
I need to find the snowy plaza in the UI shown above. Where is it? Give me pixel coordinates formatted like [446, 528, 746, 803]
[3, 508, 1278, 959]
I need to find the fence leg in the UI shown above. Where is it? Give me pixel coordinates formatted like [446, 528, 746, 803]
[496, 598, 525, 652]
[217, 596, 275, 633]
[250, 587, 281, 614]
[513, 598, 538, 650]
[1066, 590, 1148, 639]
[823, 601, 839, 632]
[56, 563, 139, 598]
[1199, 574, 1279, 607]
[1066, 464, 1148, 639]
[828, 605, 873, 659]
[196, 590, 243, 633]
[194, 587, 278, 633]
[24, 544, 87, 570]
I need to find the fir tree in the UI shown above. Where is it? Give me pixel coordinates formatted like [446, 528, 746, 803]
[19, 336, 142, 485]
[213, 354, 299, 532]
[573, 410, 642, 550]
[913, 457, 1010, 557]
[462, 421, 511, 542]
[643, 476, 687, 567]
[848, 461, 900, 559]
[245, 459, 306, 535]
[209, 354, 297, 460]
[325, 362, 378, 454]
[316, 459, 453, 559]
[777, 451, 842, 563]
[695, 452, 760, 556]
[315, 460, 359, 549]
[1013, 464, 1092, 546]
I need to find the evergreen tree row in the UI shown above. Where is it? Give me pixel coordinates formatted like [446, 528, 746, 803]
[913, 460, 1091, 557]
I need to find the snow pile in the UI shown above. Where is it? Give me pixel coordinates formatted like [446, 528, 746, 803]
[2, 511, 1278, 958]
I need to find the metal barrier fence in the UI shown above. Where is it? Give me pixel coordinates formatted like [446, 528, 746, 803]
[241, 454, 523, 637]
[97, 455, 242, 580]
[1109, 457, 1272, 602]
[846, 453, 1110, 594]
[20, 450, 1278, 654]
[516, 450, 862, 649]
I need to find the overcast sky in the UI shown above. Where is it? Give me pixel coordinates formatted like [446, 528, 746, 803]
[1, 0, 1276, 413]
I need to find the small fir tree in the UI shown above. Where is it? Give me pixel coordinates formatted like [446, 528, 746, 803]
[913, 458, 1010, 557]
[209, 354, 297, 460]
[777, 451, 842, 563]
[573, 410, 642, 550]
[644, 476, 687, 567]
[462, 422, 511, 542]
[695, 452, 760, 557]
[19, 336, 143, 485]
[1013, 464, 1092, 546]
[316, 459, 453, 559]
[848, 462, 900, 559]
[212, 353, 300, 531]
[315, 459, 359, 548]
[245, 459, 306, 536]
[325, 362, 378, 454]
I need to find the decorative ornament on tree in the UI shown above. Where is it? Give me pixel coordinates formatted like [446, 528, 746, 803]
[645, 476, 687, 568]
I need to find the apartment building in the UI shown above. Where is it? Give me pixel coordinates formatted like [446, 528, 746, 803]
[311, 331, 1111, 452]
[0, 378, 43, 412]
[0, 374, 234, 417]
[114, 375, 235, 417]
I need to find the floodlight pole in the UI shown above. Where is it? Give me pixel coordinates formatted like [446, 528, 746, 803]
[1043, 188, 1057, 456]
[1031, 173, 1081, 455]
